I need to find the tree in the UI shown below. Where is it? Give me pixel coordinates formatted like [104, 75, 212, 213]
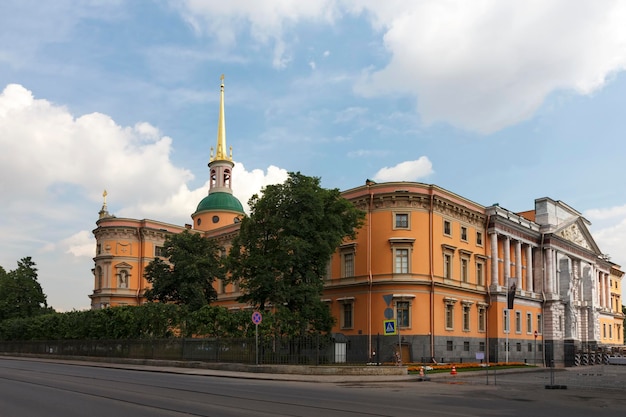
[227, 172, 365, 335]
[144, 230, 225, 311]
[0, 257, 49, 321]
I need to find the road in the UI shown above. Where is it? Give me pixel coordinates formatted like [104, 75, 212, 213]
[0, 358, 624, 416]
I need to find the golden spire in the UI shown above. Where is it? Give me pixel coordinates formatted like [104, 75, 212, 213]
[210, 74, 232, 162]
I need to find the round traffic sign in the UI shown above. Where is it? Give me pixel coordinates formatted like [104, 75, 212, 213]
[252, 311, 262, 325]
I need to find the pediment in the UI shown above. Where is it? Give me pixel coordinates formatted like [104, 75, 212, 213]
[554, 218, 600, 254]
[114, 262, 133, 269]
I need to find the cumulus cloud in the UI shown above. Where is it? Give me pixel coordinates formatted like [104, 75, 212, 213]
[174, 0, 339, 69]
[585, 205, 626, 267]
[176, 1, 626, 133]
[353, 0, 626, 133]
[372, 157, 433, 182]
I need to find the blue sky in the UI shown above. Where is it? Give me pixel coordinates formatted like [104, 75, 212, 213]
[1, 0, 626, 311]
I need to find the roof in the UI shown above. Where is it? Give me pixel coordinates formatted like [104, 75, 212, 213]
[194, 192, 244, 214]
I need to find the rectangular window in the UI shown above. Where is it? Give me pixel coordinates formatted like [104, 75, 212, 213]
[446, 340, 453, 351]
[461, 258, 469, 283]
[395, 248, 409, 274]
[397, 301, 410, 328]
[476, 231, 483, 246]
[537, 314, 542, 334]
[461, 226, 468, 241]
[342, 303, 353, 329]
[528, 343, 533, 352]
[444, 253, 452, 279]
[476, 262, 484, 286]
[526, 313, 532, 334]
[504, 310, 510, 333]
[463, 341, 470, 351]
[444, 220, 451, 236]
[515, 311, 522, 333]
[463, 306, 470, 331]
[603, 323, 607, 338]
[155, 246, 165, 257]
[395, 213, 409, 229]
[478, 307, 486, 332]
[479, 341, 485, 352]
[445, 304, 454, 329]
[343, 253, 354, 277]
[516, 343, 522, 352]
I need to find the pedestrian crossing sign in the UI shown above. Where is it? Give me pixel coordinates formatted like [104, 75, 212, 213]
[383, 320, 397, 335]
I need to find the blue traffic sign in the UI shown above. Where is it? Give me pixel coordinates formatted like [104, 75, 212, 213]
[252, 311, 262, 325]
[383, 319, 396, 335]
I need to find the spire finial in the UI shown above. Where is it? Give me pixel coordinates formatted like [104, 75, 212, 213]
[210, 75, 232, 162]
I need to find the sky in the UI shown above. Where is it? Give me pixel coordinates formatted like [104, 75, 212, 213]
[1, 0, 626, 312]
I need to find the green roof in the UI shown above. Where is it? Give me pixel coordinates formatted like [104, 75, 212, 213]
[194, 192, 244, 214]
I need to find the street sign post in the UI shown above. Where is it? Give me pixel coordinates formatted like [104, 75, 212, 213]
[252, 312, 262, 365]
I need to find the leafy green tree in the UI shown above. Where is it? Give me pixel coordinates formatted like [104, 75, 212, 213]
[0, 257, 49, 321]
[227, 172, 364, 335]
[144, 230, 225, 311]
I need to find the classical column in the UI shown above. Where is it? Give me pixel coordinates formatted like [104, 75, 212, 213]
[490, 232, 499, 286]
[503, 235, 510, 286]
[515, 240, 522, 289]
[605, 273, 611, 310]
[526, 245, 534, 292]
[545, 248, 553, 295]
[599, 271, 604, 307]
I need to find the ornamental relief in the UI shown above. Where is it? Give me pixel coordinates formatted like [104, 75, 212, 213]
[559, 224, 591, 250]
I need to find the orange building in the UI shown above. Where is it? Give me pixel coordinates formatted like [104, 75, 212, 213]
[90, 78, 623, 365]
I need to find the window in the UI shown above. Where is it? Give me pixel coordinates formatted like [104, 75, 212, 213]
[395, 248, 409, 274]
[342, 253, 354, 277]
[537, 314, 542, 334]
[603, 323, 607, 338]
[444, 253, 452, 279]
[463, 305, 470, 331]
[463, 341, 470, 351]
[461, 258, 469, 283]
[528, 343, 533, 352]
[461, 226, 468, 241]
[446, 341, 453, 351]
[97, 244, 102, 255]
[341, 302, 353, 329]
[609, 325, 613, 339]
[515, 311, 522, 333]
[96, 266, 103, 290]
[504, 310, 510, 333]
[389, 238, 414, 275]
[476, 231, 483, 246]
[444, 220, 451, 236]
[397, 301, 410, 328]
[155, 246, 165, 257]
[395, 213, 409, 229]
[526, 313, 532, 334]
[444, 300, 456, 330]
[476, 261, 484, 286]
[479, 341, 485, 352]
[516, 343, 522, 352]
[478, 306, 486, 332]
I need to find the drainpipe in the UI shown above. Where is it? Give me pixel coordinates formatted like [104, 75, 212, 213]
[136, 227, 143, 304]
[540, 232, 546, 367]
[429, 188, 435, 360]
[367, 182, 374, 361]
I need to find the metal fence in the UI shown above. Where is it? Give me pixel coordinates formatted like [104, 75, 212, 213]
[0, 336, 357, 365]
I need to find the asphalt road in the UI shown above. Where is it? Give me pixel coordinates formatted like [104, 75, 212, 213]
[0, 358, 624, 416]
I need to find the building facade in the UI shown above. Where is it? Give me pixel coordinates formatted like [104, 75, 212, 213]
[90, 78, 624, 365]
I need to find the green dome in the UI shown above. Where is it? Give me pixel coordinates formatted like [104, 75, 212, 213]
[194, 192, 244, 214]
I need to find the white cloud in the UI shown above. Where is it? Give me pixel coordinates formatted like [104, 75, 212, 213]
[353, 0, 626, 133]
[585, 205, 626, 267]
[174, 0, 339, 69]
[372, 157, 433, 182]
[176, 1, 626, 133]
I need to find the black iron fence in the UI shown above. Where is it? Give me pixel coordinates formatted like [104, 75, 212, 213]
[0, 336, 357, 365]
